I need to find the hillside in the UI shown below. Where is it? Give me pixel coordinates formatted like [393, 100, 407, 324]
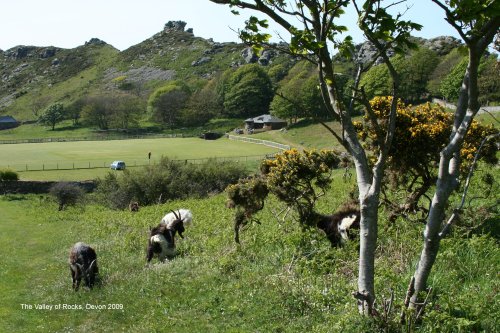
[0, 21, 293, 122]
[1, 19, 478, 128]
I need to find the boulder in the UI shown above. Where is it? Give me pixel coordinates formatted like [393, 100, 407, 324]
[164, 21, 187, 32]
[241, 47, 258, 64]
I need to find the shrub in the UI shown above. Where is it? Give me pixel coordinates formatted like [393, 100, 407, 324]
[95, 157, 248, 209]
[0, 169, 19, 181]
[356, 97, 498, 220]
[49, 182, 85, 211]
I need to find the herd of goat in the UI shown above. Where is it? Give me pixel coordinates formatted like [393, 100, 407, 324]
[68, 204, 359, 291]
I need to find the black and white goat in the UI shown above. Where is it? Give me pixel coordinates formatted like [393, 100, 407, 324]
[315, 207, 360, 247]
[147, 210, 186, 264]
[69, 242, 98, 291]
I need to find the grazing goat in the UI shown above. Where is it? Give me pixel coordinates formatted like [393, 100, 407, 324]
[315, 207, 360, 247]
[147, 210, 186, 263]
[160, 208, 193, 230]
[129, 201, 139, 212]
[69, 242, 98, 291]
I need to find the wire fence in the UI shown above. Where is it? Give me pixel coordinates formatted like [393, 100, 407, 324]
[0, 133, 195, 145]
[226, 134, 291, 150]
[2, 154, 276, 173]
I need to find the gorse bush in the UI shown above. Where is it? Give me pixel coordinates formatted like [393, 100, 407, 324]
[355, 96, 498, 221]
[0, 169, 19, 181]
[96, 157, 248, 209]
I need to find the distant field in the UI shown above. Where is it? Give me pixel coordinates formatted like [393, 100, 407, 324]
[0, 137, 279, 181]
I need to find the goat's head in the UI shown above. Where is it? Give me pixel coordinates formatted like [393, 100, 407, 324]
[69, 243, 98, 291]
[337, 213, 360, 242]
[169, 210, 186, 238]
[76, 259, 98, 289]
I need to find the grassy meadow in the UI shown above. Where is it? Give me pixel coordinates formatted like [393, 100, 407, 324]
[1, 167, 498, 332]
[0, 137, 278, 181]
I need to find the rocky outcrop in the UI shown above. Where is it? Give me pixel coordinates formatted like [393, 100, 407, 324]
[420, 36, 462, 56]
[164, 21, 187, 32]
[2, 46, 60, 60]
[258, 50, 275, 66]
[241, 47, 259, 64]
[192, 56, 212, 66]
[85, 38, 107, 46]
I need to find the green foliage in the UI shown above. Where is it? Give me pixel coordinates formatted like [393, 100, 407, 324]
[49, 182, 85, 211]
[219, 64, 274, 118]
[427, 48, 467, 97]
[183, 79, 221, 126]
[360, 48, 439, 103]
[270, 61, 332, 121]
[80, 95, 112, 130]
[261, 149, 341, 223]
[397, 48, 440, 102]
[0, 169, 19, 181]
[147, 81, 191, 128]
[360, 62, 391, 98]
[38, 102, 65, 130]
[95, 157, 248, 209]
[440, 57, 468, 102]
[477, 56, 500, 105]
[226, 175, 269, 243]
[227, 149, 341, 242]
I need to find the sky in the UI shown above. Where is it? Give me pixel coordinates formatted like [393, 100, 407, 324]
[0, 0, 462, 51]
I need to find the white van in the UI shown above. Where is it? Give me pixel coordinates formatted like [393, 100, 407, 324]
[110, 161, 126, 170]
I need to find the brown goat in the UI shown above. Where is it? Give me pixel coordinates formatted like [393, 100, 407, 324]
[129, 201, 140, 212]
[69, 242, 98, 290]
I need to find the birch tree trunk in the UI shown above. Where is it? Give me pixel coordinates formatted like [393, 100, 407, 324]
[407, 2, 499, 309]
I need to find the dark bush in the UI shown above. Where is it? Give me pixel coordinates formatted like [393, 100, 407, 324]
[95, 157, 248, 209]
[0, 169, 19, 181]
[49, 182, 85, 211]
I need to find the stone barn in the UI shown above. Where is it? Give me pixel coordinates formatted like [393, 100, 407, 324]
[245, 114, 287, 133]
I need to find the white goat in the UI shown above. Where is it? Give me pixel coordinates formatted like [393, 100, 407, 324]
[161, 209, 193, 230]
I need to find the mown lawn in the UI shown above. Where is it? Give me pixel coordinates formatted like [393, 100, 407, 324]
[0, 137, 278, 180]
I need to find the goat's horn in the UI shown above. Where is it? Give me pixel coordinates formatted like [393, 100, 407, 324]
[171, 210, 180, 220]
[88, 259, 96, 272]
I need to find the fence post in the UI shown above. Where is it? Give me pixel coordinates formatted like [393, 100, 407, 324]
[26, 164, 28, 171]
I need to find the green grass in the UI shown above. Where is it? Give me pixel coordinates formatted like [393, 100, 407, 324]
[0, 137, 278, 180]
[0, 117, 245, 141]
[251, 118, 352, 150]
[1, 167, 498, 332]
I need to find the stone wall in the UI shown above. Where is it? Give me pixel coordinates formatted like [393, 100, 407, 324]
[0, 181, 96, 195]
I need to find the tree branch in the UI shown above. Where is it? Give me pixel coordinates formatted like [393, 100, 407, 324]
[438, 133, 499, 238]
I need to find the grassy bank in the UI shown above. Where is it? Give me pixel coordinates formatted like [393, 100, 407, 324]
[1, 165, 498, 332]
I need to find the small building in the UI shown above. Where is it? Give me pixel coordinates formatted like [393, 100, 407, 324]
[245, 114, 287, 132]
[200, 132, 223, 140]
[0, 116, 19, 130]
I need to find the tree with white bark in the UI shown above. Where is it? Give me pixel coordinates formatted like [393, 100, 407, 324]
[404, 0, 499, 315]
[209, 0, 499, 318]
